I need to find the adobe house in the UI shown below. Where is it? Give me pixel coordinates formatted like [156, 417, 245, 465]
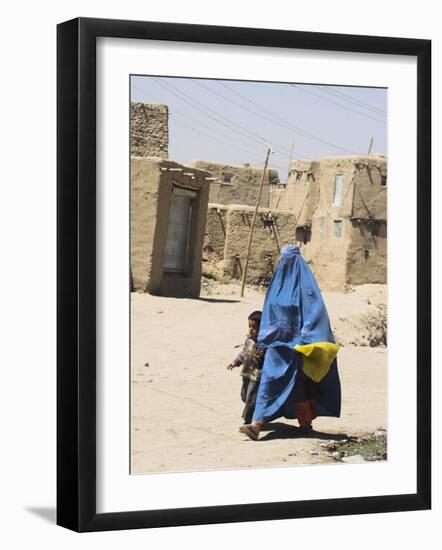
[270, 154, 387, 290]
[130, 101, 169, 159]
[191, 160, 280, 207]
[131, 157, 211, 297]
[203, 203, 297, 285]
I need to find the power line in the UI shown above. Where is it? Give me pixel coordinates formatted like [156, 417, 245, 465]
[219, 80, 313, 142]
[171, 114, 292, 170]
[131, 84, 290, 171]
[132, 83, 295, 167]
[317, 86, 386, 115]
[132, 123, 288, 174]
[132, 77, 385, 166]
[133, 78, 364, 158]
[290, 84, 386, 124]
[132, 83, 264, 153]
[194, 80, 313, 149]
[196, 79, 360, 155]
[168, 115, 260, 158]
[217, 82, 313, 159]
[153, 78, 276, 149]
[132, 125, 287, 173]
[152, 78, 293, 157]
[170, 105, 299, 163]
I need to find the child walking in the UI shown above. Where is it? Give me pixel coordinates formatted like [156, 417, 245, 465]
[227, 311, 265, 424]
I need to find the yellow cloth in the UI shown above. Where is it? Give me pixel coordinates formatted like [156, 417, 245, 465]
[295, 342, 340, 382]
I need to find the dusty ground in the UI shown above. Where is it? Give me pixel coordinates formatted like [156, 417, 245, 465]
[131, 282, 387, 474]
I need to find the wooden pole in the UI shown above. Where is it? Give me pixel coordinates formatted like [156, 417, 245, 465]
[240, 146, 272, 297]
[367, 137, 373, 154]
[287, 142, 294, 181]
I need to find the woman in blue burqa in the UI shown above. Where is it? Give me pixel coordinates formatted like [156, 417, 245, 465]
[240, 244, 341, 441]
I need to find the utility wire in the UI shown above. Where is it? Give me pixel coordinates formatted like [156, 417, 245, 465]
[132, 78, 383, 169]
[133, 78, 365, 159]
[132, 83, 291, 170]
[153, 78, 276, 149]
[131, 126, 287, 173]
[317, 86, 386, 115]
[135, 82, 267, 152]
[132, 83, 271, 154]
[194, 80, 315, 153]
[171, 106, 299, 163]
[168, 116, 261, 158]
[170, 123, 288, 172]
[290, 84, 386, 124]
[152, 78, 293, 157]
[197, 79, 360, 155]
[171, 114, 292, 170]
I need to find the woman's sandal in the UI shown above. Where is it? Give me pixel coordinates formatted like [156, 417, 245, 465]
[239, 424, 260, 441]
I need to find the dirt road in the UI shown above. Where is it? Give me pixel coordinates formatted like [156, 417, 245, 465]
[131, 283, 386, 474]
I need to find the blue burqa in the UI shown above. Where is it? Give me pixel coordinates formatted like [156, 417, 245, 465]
[253, 244, 341, 423]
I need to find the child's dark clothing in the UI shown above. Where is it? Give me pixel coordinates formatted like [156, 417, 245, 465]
[232, 337, 265, 424]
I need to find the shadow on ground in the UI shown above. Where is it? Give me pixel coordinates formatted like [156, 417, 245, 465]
[197, 297, 241, 304]
[258, 422, 350, 442]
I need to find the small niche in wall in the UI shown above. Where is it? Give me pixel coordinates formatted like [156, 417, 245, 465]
[295, 226, 311, 244]
[334, 219, 343, 237]
[372, 220, 387, 238]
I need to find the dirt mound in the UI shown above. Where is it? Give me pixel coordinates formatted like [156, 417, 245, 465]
[333, 313, 386, 347]
[324, 285, 387, 347]
[201, 278, 387, 347]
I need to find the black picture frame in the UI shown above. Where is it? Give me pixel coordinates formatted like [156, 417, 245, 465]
[57, 17, 431, 532]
